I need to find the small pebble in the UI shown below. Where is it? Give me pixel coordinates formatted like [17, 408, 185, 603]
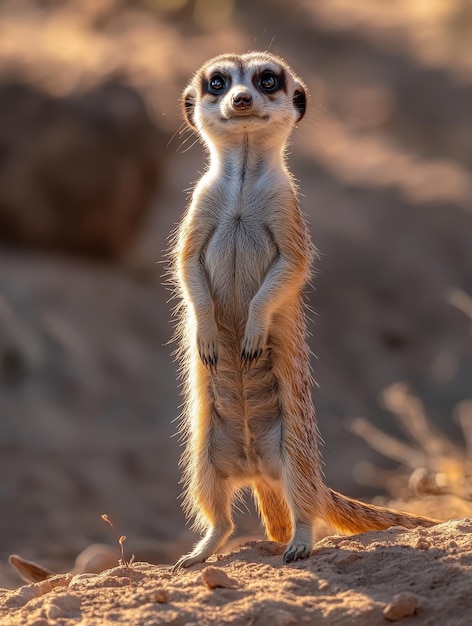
[45, 602, 63, 620]
[150, 588, 169, 603]
[200, 566, 238, 589]
[415, 539, 430, 550]
[383, 592, 419, 621]
[44, 593, 81, 619]
[73, 544, 118, 574]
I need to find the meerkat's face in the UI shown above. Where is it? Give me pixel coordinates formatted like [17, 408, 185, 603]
[183, 52, 307, 143]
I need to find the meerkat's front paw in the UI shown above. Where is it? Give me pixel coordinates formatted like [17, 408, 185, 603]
[241, 334, 264, 366]
[241, 323, 266, 366]
[197, 334, 218, 372]
[196, 320, 218, 372]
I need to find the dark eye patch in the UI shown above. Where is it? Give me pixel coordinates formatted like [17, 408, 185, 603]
[201, 71, 231, 97]
[209, 74, 225, 94]
[254, 68, 286, 94]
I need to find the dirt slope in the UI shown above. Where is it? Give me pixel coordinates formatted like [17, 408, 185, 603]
[2, 520, 471, 626]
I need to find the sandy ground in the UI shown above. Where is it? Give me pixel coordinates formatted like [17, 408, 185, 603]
[2, 520, 471, 626]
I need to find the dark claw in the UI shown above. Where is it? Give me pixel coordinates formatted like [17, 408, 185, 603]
[241, 347, 263, 370]
[209, 355, 218, 375]
[172, 554, 195, 572]
[283, 549, 297, 563]
[199, 350, 217, 374]
[283, 545, 311, 563]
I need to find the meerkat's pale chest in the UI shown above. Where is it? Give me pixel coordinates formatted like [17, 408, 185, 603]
[204, 212, 277, 313]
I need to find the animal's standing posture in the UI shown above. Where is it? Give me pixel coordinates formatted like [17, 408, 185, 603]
[172, 51, 439, 569]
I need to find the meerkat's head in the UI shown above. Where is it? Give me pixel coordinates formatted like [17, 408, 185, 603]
[182, 51, 307, 146]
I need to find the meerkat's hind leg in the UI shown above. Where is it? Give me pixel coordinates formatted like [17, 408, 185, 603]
[173, 473, 234, 571]
[281, 461, 323, 562]
[252, 480, 293, 543]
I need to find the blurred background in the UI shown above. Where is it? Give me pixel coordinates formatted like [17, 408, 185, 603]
[0, 0, 471, 587]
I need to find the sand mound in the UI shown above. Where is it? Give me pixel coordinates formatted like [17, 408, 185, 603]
[2, 520, 470, 625]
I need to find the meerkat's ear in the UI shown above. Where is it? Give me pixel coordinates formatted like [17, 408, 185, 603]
[182, 85, 197, 129]
[293, 81, 307, 123]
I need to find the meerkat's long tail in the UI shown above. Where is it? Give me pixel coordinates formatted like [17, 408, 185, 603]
[325, 488, 441, 534]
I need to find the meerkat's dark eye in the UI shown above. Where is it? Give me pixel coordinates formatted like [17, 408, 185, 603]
[259, 71, 278, 93]
[208, 74, 226, 94]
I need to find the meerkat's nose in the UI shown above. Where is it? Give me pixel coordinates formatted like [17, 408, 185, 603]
[231, 90, 253, 111]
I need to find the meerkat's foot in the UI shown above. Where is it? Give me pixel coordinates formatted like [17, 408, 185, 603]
[172, 551, 206, 571]
[172, 545, 216, 572]
[283, 521, 313, 563]
[172, 521, 233, 572]
[283, 542, 311, 563]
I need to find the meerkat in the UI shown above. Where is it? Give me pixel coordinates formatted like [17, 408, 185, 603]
[171, 51, 440, 569]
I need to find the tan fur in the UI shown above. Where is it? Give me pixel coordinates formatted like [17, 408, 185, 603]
[171, 51, 440, 569]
